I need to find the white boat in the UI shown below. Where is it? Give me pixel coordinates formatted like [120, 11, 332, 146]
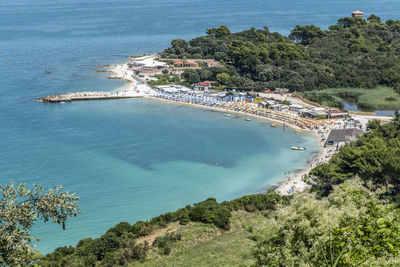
[224, 114, 231, 117]
[245, 118, 251, 121]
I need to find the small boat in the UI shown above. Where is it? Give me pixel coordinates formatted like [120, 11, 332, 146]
[45, 69, 52, 73]
[271, 124, 280, 127]
[224, 114, 231, 117]
[291, 146, 307, 151]
[296, 130, 303, 133]
[245, 118, 251, 121]
[60, 101, 66, 104]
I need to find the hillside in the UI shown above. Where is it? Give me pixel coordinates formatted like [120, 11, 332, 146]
[130, 211, 263, 267]
[161, 15, 400, 106]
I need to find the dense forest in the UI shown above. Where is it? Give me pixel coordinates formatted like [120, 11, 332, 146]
[161, 15, 400, 94]
[35, 115, 400, 266]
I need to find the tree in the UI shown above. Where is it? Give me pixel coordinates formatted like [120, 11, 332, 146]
[337, 17, 367, 28]
[366, 119, 381, 130]
[182, 70, 201, 84]
[206, 25, 231, 38]
[170, 39, 188, 55]
[368, 14, 382, 24]
[229, 40, 261, 73]
[289, 25, 327, 46]
[0, 182, 80, 266]
[216, 72, 230, 85]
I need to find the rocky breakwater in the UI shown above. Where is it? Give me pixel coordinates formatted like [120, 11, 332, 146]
[39, 91, 143, 102]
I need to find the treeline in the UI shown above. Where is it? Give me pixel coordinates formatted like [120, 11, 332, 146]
[161, 15, 400, 92]
[308, 112, 400, 198]
[36, 191, 287, 266]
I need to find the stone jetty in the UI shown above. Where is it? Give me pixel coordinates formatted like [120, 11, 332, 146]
[39, 91, 143, 102]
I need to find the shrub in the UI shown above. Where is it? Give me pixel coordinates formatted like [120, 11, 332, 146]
[131, 221, 152, 237]
[223, 190, 285, 212]
[92, 233, 121, 260]
[106, 222, 131, 237]
[164, 247, 172, 255]
[188, 198, 232, 230]
[100, 252, 117, 267]
[153, 232, 183, 249]
[175, 208, 190, 225]
[83, 254, 97, 267]
[116, 241, 149, 265]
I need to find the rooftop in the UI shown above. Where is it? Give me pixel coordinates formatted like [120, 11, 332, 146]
[131, 56, 166, 68]
[326, 128, 364, 143]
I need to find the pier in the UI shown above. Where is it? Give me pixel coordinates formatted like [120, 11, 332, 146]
[39, 91, 143, 102]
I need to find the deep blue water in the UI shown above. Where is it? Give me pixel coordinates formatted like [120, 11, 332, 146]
[1, 0, 399, 253]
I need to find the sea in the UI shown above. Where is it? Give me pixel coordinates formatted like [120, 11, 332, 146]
[1, 0, 398, 253]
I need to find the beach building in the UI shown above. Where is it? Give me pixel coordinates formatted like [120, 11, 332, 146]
[155, 85, 191, 94]
[289, 104, 303, 113]
[325, 128, 364, 147]
[326, 109, 349, 119]
[168, 59, 220, 70]
[193, 81, 213, 90]
[300, 109, 327, 119]
[269, 104, 288, 111]
[173, 60, 198, 68]
[128, 56, 167, 70]
[352, 10, 364, 19]
[274, 88, 289, 94]
[258, 101, 268, 108]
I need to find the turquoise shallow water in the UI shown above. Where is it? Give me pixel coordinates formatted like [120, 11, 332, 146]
[1, 0, 399, 253]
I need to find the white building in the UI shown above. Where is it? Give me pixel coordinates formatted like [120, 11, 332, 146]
[129, 56, 167, 70]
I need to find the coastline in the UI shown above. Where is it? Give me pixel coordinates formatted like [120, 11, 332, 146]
[108, 62, 333, 195]
[148, 96, 330, 195]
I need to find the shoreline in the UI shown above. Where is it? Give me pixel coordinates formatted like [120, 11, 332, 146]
[142, 97, 327, 196]
[107, 62, 334, 195]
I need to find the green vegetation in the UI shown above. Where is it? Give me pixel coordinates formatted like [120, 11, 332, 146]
[129, 54, 146, 59]
[148, 71, 187, 87]
[253, 179, 400, 266]
[307, 113, 400, 197]
[161, 16, 400, 107]
[300, 87, 400, 110]
[0, 182, 80, 266]
[36, 193, 285, 266]
[131, 212, 266, 267]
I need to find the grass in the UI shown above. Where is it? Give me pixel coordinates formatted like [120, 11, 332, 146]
[299, 86, 400, 110]
[130, 211, 268, 267]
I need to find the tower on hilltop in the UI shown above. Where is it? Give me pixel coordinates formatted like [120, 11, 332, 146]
[352, 10, 364, 19]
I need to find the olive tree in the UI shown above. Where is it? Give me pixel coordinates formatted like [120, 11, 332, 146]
[0, 182, 80, 266]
